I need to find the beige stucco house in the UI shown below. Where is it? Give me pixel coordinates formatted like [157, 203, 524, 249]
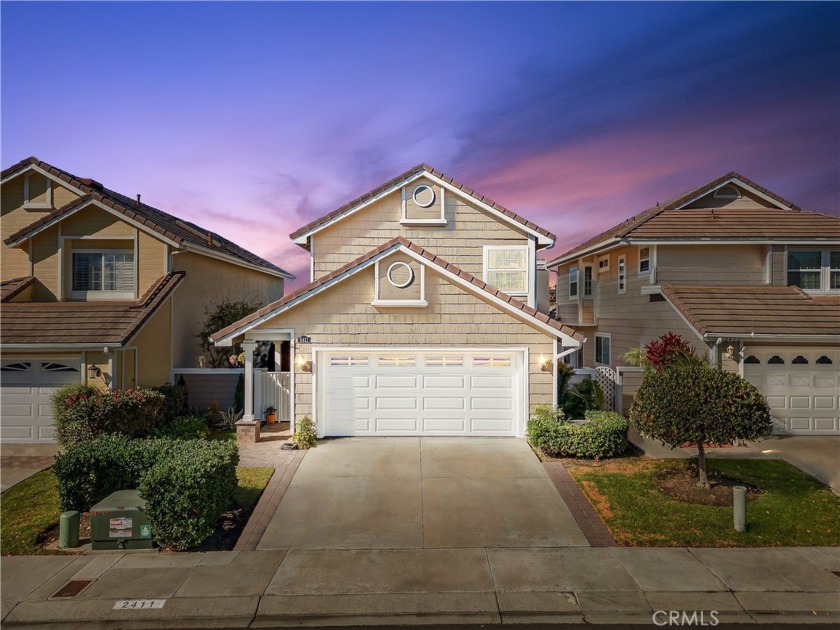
[213, 165, 582, 438]
[0, 157, 293, 444]
[548, 172, 840, 435]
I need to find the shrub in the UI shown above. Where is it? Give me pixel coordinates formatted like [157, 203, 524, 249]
[528, 406, 628, 459]
[140, 441, 238, 550]
[630, 362, 772, 487]
[291, 416, 316, 449]
[562, 377, 604, 419]
[53, 435, 239, 550]
[152, 382, 189, 422]
[150, 415, 209, 440]
[644, 332, 700, 371]
[52, 386, 167, 448]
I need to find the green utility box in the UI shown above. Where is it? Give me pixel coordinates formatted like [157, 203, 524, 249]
[89, 490, 153, 550]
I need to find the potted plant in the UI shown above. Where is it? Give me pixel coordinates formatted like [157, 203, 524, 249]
[264, 406, 277, 424]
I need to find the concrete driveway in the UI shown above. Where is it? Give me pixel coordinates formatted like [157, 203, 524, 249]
[256, 437, 588, 550]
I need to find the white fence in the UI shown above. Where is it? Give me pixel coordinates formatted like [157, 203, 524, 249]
[256, 371, 292, 421]
[568, 366, 644, 414]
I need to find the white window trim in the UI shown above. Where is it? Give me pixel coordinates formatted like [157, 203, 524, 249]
[23, 172, 53, 209]
[372, 258, 427, 307]
[638, 246, 651, 276]
[597, 254, 610, 273]
[582, 265, 594, 298]
[569, 266, 579, 299]
[483, 245, 530, 297]
[787, 247, 840, 294]
[594, 333, 611, 366]
[400, 183, 447, 226]
[617, 255, 626, 294]
[69, 248, 136, 300]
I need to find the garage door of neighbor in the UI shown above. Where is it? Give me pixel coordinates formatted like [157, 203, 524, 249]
[743, 350, 840, 435]
[1, 358, 82, 443]
[318, 350, 524, 436]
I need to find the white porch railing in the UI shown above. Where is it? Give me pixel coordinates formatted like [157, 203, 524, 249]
[255, 371, 291, 421]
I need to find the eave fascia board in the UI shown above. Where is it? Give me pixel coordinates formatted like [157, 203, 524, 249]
[180, 243, 295, 280]
[213, 243, 580, 347]
[293, 169, 554, 246]
[625, 238, 840, 246]
[544, 238, 622, 268]
[674, 177, 793, 212]
[5, 198, 181, 249]
[0, 343, 123, 350]
[702, 333, 840, 343]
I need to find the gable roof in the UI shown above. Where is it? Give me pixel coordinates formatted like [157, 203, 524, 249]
[1, 276, 36, 302]
[289, 164, 556, 246]
[660, 284, 840, 338]
[1, 157, 294, 279]
[0, 271, 185, 348]
[211, 236, 582, 346]
[546, 172, 837, 266]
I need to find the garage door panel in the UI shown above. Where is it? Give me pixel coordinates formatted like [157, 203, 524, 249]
[788, 416, 813, 431]
[815, 418, 838, 431]
[813, 397, 837, 409]
[423, 418, 466, 432]
[789, 396, 811, 409]
[422, 375, 464, 388]
[790, 375, 811, 388]
[424, 397, 465, 410]
[815, 375, 837, 388]
[2, 425, 34, 440]
[765, 396, 787, 408]
[320, 350, 521, 437]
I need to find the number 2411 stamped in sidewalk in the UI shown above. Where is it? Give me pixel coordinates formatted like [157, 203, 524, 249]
[113, 600, 165, 610]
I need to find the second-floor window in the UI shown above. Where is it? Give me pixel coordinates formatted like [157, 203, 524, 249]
[583, 266, 593, 297]
[595, 334, 611, 365]
[618, 255, 626, 293]
[639, 247, 650, 275]
[787, 249, 840, 291]
[72, 251, 135, 297]
[484, 246, 528, 295]
[569, 267, 579, 298]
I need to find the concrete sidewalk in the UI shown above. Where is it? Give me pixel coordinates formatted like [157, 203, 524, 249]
[2, 547, 837, 628]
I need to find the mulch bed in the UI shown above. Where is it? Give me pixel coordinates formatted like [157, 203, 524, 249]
[653, 464, 761, 506]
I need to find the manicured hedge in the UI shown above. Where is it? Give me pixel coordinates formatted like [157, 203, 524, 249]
[528, 406, 629, 459]
[53, 434, 238, 550]
[52, 386, 166, 448]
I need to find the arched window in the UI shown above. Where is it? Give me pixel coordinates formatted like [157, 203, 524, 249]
[791, 355, 808, 365]
[744, 355, 760, 364]
[816, 355, 833, 365]
[767, 355, 784, 364]
[714, 185, 740, 199]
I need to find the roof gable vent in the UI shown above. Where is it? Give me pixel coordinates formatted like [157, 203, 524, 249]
[713, 184, 741, 200]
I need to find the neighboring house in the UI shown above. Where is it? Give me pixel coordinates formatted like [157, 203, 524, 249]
[212, 164, 582, 437]
[0, 157, 293, 444]
[547, 172, 840, 435]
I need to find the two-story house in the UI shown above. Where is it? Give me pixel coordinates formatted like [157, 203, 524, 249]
[0, 157, 293, 444]
[548, 172, 840, 436]
[212, 164, 582, 437]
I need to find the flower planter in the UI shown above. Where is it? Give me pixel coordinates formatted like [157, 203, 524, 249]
[266, 412, 277, 425]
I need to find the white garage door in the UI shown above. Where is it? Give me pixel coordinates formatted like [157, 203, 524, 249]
[318, 350, 524, 436]
[1, 358, 82, 443]
[743, 349, 839, 435]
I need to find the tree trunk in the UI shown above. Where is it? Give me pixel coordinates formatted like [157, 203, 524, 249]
[697, 442, 709, 489]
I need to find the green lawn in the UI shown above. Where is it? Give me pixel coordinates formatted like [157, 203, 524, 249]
[1, 466, 274, 555]
[570, 457, 840, 547]
[0, 471, 63, 555]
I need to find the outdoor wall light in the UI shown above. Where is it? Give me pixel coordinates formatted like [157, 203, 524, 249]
[295, 354, 312, 372]
[87, 363, 101, 379]
[539, 354, 553, 373]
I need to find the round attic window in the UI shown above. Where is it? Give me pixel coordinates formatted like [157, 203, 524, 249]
[412, 184, 436, 208]
[387, 261, 414, 288]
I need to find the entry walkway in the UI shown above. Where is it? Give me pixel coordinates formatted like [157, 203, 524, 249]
[2, 547, 837, 627]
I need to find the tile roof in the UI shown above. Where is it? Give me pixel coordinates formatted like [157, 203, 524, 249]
[548, 172, 836, 265]
[212, 236, 582, 343]
[1, 276, 35, 302]
[660, 284, 840, 337]
[2, 157, 293, 279]
[288, 164, 556, 243]
[0, 272, 185, 346]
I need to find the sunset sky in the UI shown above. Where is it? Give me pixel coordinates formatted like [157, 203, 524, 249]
[3, 2, 838, 287]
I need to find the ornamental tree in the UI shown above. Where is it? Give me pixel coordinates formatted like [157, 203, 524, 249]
[197, 298, 262, 368]
[629, 362, 772, 488]
[644, 332, 697, 371]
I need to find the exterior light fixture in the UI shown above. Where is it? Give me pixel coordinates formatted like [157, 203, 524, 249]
[87, 363, 101, 379]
